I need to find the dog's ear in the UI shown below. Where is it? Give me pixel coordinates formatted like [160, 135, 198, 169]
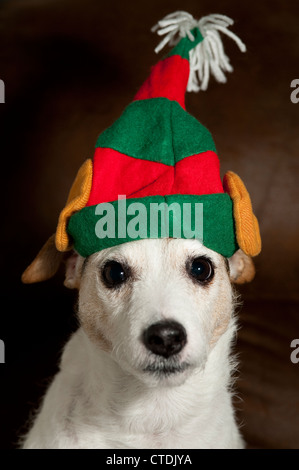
[21, 235, 82, 289]
[228, 249, 256, 284]
[63, 252, 82, 289]
[21, 234, 65, 284]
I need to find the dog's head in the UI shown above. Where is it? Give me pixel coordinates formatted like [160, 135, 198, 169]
[22, 236, 255, 386]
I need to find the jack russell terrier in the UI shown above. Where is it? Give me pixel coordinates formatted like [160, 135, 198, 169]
[21, 237, 255, 448]
[20, 10, 261, 449]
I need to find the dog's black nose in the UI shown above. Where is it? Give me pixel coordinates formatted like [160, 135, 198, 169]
[142, 321, 187, 358]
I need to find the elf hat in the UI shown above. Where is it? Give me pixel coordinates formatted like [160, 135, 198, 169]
[55, 11, 261, 259]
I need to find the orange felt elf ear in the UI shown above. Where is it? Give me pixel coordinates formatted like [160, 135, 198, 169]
[223, 171, 261, 257]
[55, 159, 93, 252]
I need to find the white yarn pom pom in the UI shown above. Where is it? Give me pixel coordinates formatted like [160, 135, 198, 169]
[152, 11, 246, 92]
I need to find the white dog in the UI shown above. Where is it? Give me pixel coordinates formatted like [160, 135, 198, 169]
[21, 235, 255, 449]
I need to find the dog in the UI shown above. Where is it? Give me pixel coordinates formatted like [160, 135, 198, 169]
[20, 234, 255, 449]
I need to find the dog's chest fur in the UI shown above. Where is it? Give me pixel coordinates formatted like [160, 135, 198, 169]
[23, 327, 243, 449]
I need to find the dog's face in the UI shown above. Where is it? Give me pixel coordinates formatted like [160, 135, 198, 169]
[63, 238, 254, 387]
[22, 236, 255, 387]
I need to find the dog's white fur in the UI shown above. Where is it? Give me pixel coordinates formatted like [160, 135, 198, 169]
[21, 238, 255, 449]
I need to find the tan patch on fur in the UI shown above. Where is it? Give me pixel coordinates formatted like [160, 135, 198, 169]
[229, 249, 255, 284]
[234, 255, 255, 284]
[210, 259, 232, 346]
[64, 254, 82, 290]
[80, 315, 113, 353]
[78, 264, 113, 353]
[76, 253, 126, 353]
[210, 309, 231, 345]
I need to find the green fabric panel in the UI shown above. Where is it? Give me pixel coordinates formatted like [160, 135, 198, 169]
[67, 193, 238, 258]
[96, 98, 216, 166]
[167, 27, 204, 60]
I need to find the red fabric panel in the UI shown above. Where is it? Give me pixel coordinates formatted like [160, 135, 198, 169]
[86, 148, 224, 206]
[172, 151, 224, 195]
[133, 56, 189, 109]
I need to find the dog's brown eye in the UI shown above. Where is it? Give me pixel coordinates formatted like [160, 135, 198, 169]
[188, 257, 214, 283]
[102, 261, 128, 288]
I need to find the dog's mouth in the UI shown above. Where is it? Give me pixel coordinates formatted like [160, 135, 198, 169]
[143, 360, 190, 376]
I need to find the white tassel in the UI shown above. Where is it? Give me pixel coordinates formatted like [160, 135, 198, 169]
[152, 11, 246, 92]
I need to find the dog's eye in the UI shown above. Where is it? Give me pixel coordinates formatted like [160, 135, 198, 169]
[187, 257, 214, 283]
[102, 261, 128, 288]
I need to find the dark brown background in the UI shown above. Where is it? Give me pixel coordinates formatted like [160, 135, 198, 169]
[0, 0, 298, 449]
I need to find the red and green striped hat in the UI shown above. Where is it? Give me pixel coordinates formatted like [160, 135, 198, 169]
[55, 12, 261, 259]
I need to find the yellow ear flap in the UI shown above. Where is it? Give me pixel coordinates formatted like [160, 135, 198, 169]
[223, 171, 261, 257]
[55, 159, 93, 252]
